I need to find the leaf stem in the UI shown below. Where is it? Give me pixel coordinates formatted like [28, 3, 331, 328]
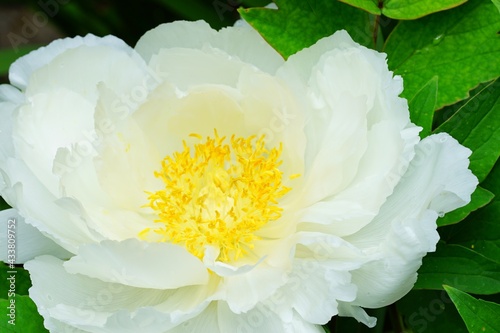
[389, 303, 406, 333]
[373, 14, 380, 48]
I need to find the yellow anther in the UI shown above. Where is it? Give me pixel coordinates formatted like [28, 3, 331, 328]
[141, 131, 293, 262]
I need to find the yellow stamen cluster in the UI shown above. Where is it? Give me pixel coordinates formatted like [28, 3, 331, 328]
[141, 131, 292, 262]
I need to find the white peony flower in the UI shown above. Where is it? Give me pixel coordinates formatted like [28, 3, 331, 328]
[0, 20, 477, 332]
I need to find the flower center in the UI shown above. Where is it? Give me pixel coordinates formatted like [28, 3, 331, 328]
[141, 131, 294, 262]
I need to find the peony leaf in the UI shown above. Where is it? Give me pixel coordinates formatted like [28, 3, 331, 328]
[384, 0, 500, 110]
[396, 289, 467, 333]
[340, 0, 467, 19]
[440, 199, 500, 266]
[437, 186, 495, 227]
[238, 0, 374, 59]
[444, 285, 500, 333]
[446, 203, 500, 266]
[433, 79, 500, 183]
[493, 0, 500, 13]
[0, 264, 32, 296]
[415, 243, 500, 294]
[408, 76, 438, 138]
[0, 197, 9, 211]
[0, 295, 48, 332]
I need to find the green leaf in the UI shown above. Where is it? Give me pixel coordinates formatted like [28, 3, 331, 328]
[408, 76, 438, 137]
[397, 289, 467, 333]
[239, 0, 374, 59]
[339, 0, 381, 15]
[384, 0, 500, 110]
[0, 264, 32, 296]
[0, 295, 47, 332]
[441, 202, 500, 265]
[382, 0, 468, 19]
[0, 196, 9, 211]
[341, 0, 467, 19]
[0, 46, 39, 76]
[415, 243, 500, 294]
[482, 157, 500, 200]
[444, 285, 500, 332]
[437, 186, 495, 227]
[492, 0, 500, 13]
[434, 79, 500, 182]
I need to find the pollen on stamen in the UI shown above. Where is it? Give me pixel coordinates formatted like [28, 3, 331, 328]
[140, 131, 294, 263]
[189, 133, 202, 140]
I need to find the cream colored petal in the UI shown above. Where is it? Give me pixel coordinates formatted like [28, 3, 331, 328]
[9, 34, 132, 90]
[0, 208, 72, 263]
[168, 303, 220, 333]
[345, 134, 477, 308]
[298, 124, 421, 237]
[217, 302, 287, 333]
[0, 84, 23, 158]
[14, 89, 95, 196]
[26, 255, 219, 333]
[1, 157, 101, 252]
[278, 29, 419, 230]
[337, 302, 376, 328]
[135, 20, 283, 74]
[222, 262, 287, 313]
[12, 42, 149, 198]
[64, 239, 209, 289]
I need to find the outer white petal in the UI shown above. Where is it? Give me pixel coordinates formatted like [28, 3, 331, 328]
[26, 256, 219, 333]
[269, 232, 366, 324]
[0, 85, 24, 161]
[9, 34, 132, 90]
[168, 303, 220, 333]
[221, 262, 288, 313]
[13, 42, 149, 198]
[64, 239, 209, 289]
[337, 302, 377, 328]
[278, 29, 418, 225]
[0, 85, 23, 204]
[1, 157, 102, 252]
[217, 302, 287, 333]
[345, 133, 477, 308]
[0, 208, 71, 263]
[135, 20, 283, 74]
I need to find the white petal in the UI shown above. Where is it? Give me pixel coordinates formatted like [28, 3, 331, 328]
[0, 208, 71, 263]
[298, 124, 420, 236]
[217, 302, 287, 333]
[1, 157, 102, 252]
[278, 29, 416, 211]
[345, 133, 477, 308]
[0, 85, 23, 194]
[26, 255, 218, 332]
[282, 260, 355, 324]
[9, 34, 132, 90]
[12, 42, 148, 198]
[135, 20, 283, 74]
[64, 238, 209, 289]
[168, 303, 220, 333]
[337, 302, 376, 328]
[222, 262, 287, 313]
[14, 89, 95, 196]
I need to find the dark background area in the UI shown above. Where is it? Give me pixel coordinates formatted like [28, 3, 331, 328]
[0, 0, 269, 83]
